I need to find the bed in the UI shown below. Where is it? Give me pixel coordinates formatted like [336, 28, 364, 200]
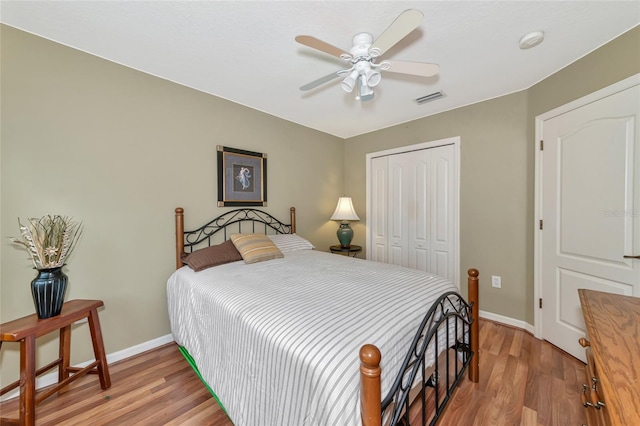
[168, 207, 479, 426]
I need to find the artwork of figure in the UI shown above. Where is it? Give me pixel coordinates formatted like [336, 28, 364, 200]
[235, 166, 251, 190]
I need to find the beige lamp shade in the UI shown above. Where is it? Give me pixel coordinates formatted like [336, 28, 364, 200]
[330, 197, 359, 248]
[330, 197, 360, 221]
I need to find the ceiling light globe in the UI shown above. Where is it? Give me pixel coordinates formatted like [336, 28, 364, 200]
[341, 69, 359, 93]
[365, 69, 381, 87]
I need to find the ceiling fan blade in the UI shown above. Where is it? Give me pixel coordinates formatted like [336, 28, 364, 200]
[295, 35, 351, 60]
[370, 9, 424, 57]
[383, 60, 439, 77]
[300, 71, 341, 91]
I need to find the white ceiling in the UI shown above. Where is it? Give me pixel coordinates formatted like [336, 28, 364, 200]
[2, 1, 639, 139]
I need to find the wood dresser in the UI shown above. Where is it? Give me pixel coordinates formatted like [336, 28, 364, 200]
[578, 289, 640, 425]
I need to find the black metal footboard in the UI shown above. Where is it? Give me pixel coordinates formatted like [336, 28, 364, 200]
[381, 291, 474, 426]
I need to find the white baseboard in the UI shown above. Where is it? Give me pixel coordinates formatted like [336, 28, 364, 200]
[479, 310, 535, 335]
[1, 333, 174, 402]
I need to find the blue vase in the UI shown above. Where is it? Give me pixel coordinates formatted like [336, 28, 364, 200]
[31, 267, 68, 319]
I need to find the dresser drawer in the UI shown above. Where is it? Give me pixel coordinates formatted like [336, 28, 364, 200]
[581, 345, 608, 426]
[579, 290, 640, 425]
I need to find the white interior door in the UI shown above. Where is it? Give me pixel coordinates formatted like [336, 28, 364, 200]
[538, 80, 640, 362]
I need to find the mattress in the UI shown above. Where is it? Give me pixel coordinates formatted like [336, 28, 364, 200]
[167, 249, 459, 426]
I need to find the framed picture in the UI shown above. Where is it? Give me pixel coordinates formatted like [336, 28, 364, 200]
[217, 145, 267, 207]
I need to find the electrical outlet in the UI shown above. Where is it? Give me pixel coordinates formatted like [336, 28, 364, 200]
[491, 275, 501, 288]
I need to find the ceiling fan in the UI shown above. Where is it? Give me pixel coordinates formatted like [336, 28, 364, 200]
[295, 9, 439, 102]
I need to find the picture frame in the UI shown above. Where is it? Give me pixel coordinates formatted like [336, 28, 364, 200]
[217, 145, 267, 207]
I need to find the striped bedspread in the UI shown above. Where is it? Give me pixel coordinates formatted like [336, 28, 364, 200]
[167, 250, 458, 426]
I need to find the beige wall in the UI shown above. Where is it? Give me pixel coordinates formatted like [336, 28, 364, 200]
[345, 25, 640, 324]
[344, 92, 530, 320]
[0, 25, 343, 385]
[1, 21, 638, 386]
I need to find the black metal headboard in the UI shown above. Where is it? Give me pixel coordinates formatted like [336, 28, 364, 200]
[175, 207, 296, 268]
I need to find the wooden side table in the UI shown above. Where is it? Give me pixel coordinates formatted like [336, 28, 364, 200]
[329, 244, 362, 257]
[0, 299, 111, 426]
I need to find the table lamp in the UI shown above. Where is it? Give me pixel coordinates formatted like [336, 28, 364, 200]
[330, 197, 360, 248]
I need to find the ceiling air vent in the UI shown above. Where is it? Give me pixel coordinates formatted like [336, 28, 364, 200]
[414, 91, 445, 105]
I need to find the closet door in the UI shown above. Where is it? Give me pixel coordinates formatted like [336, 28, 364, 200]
[369, 144, 456, 281]
[427, 144, 455, 280]
[370, 156, 388, 263]
[408, 148, 431, 272]
[387, 151, 413, 267]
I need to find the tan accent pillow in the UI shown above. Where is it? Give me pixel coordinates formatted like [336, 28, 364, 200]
[181, 239, 243, 271]
[230, 234, 284, 264]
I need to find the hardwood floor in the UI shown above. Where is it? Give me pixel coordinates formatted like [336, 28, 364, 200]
[442, 320, 586, 425]
[0, 320, 587, 425]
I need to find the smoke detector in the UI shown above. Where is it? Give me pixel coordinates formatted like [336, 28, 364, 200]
[519, 31, 545, 49]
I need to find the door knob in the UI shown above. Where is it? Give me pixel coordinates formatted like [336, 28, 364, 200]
[624, 255, 640, 259]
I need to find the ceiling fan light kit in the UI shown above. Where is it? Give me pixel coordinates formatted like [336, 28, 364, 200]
[295, 9, 440, 102]
[339, 33, 385, 99]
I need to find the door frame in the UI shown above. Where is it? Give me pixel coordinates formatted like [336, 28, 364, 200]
[365, 137, 461, 289]
[533, 73, 640, 338]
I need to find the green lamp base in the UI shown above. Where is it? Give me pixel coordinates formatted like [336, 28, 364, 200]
[337, 222, 354, 248]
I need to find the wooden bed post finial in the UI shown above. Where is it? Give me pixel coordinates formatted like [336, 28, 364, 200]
[360, 344, 382, 426]
[290, 207, 296, 234]
[467, 268, 480, 383]
[175, 207, 185, 269]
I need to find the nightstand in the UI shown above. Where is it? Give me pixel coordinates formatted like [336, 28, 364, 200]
[329, 244, 362, 257]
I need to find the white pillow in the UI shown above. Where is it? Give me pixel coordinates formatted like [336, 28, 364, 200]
[267, 234, 315, 253]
